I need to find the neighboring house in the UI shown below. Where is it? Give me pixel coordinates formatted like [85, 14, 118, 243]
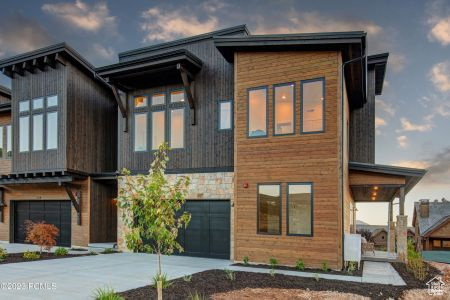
[0, 25, 427, 269]
[356, 223, 415, 247]
[413, 199, 450, 251]
[0, 85, 12, 175]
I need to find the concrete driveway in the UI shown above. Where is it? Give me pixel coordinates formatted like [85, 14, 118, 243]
[0, 252, 230, 300]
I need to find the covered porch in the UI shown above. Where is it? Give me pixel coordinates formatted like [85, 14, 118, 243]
[348, 162, 426, 261]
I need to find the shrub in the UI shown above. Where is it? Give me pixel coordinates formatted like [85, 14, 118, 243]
[187, 291, 206, 300]
[295, 259, 305, 271]
[54, 247, 68, 256]
[347, 261, 357, 275]
[93, 287, 124, 300]
[23, 251, 40, 260]
[314, 273, 320, 282]
[243, 256, 249, 266]
[151, 273, 172, 289]
[224, 269, 235, 281]
[101, 248, 115, 254]
[408, 256, 427, 280]
[321, 261, 329, 272]
[183, 274, 192, 282]
[269, 257, 278, 269]
[0, 247, 8, 262]
[25, 221, 59, 255]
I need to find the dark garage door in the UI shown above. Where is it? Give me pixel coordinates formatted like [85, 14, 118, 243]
[177, 200, 230, 259]
[13, 201, 71, 247]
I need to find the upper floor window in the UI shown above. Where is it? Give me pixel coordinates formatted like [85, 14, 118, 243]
[301, 78, 325, 133]
[151, 110, 165, 150]
[152, 93, 165, 106]
[0, 125, 11, 159]
[170, 90, 185, 103]
[170, 108, 184, 148]
[32, 114, 43, 150]
[248, 87, 268, 137]
[287, 183, 313, 236]
[47, 95, 58, 107]
[19, 100, 29, 113]
[257, 184, 281, 235]
[6, 125, 12, 157]
[19, 116, 29, 152]
[47, 112, 58, 150]
[134, 95, 147, 108]
[219, 100, 232, 130]
[274, 83, 295, 135]
[134, 113, 147, 151]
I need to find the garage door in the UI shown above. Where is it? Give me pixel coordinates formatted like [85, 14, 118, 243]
[177, 200, 230, 259]
[13, 201, 71, 247]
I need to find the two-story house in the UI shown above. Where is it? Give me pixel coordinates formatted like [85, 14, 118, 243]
[0, 25, 426, 270]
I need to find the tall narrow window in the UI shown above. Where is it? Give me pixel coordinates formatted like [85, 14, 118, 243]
[0, 126, 3, 157]
[170, 108, 184, 148]
[33, 114, 43, 150]
[47, 112, 58, 149]
[151, 111, 165, 150]
[19, 116, 29, 152]
[248, 87, 268, 137]
[170, 90, 185, 103]
[257, 184, 281, 235]
[6, 125, 12, 157]
[274, 83, 295, 135]
[287, 183, 313, 236]
[219, 100, 232, 130]
[301, 78, 325, 133]
[134, 113, 147, 151]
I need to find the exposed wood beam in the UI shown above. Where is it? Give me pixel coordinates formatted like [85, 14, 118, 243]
[43, 55, 56, 69]
[22, 61, 34, 74]
[62, 183, 81, 225]
[1, 67, 13, 78]
[55, 53, 66, 66]
[177, 63, 196, 125]
[12, 64, 24, 76]
[111, 84, 128, 132]
[33, 58, 45, 71]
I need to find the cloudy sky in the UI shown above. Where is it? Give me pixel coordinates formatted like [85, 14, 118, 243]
[0, 0, 449, 225]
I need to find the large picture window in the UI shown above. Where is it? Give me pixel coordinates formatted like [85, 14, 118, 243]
[134, 113, 147, 151]
[301, 78, 325, 133]
[248, 87, 268, 137]
[151, 110, 165, 150]
[170, 108, 184, 148]
[257, 184, 281, 235]
[274, 83, 295, 135]
[287, 183, 313, 236]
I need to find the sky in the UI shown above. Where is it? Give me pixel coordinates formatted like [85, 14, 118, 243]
[0, 0, 449, 226]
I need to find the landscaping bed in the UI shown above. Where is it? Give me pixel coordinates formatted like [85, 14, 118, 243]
[232, 261, 364, 277]
[391, 261, 442, 288]
[0, 252, 93, 265]
[118, 269, 409, 300]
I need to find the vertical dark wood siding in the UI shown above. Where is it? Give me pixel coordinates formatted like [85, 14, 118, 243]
[89, 180, 117, 243]
[66, 62, 117, 174]
[349, 68, 375, 163]
[118, 38, 234, 172]
[0, 94, 10, 105]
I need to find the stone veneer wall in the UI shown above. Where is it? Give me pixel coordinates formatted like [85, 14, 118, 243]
[117, 172, 235, 259]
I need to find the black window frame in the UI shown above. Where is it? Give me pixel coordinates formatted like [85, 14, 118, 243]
[218, 99, 233, 131]
[247, 86, 268, 138]
[257, 183, 282, 235]
[18, 100, 30, 153]
[168, 88, 186, 150]
[300, 77, 326, 134]
[44, 95, 59, 151]
[273, 82, 296, 136]
[286, 182, 314, 237]
[31, 97, 45, 152]
[6, 125, 12, 158]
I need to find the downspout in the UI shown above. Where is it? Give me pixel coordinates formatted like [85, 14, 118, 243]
[341, 43, 366, 269]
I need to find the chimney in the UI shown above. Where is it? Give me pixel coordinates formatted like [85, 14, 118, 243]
[419, 199, 429, 218]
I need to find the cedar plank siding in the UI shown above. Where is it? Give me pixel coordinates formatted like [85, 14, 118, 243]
[0, 112, 12, 175]
[118, 38, 234, 172]
[430, 221, 450, 238]
[234, 51, 343, 269]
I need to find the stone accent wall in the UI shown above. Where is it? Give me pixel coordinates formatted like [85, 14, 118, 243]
[117, 172, 235, 259]
[396, 215, 408, 262]
[389, 222, 396, 253]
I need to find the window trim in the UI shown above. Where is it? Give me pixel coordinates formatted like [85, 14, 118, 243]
[218, 99, 233, 131]
[133, 112, 148, 152]
[300, 77, 326, 134]
[168, 106, 186, 149]
[247, 86, 269, 138]
[257, 183, 282, 236]
[150, 108, 166, 151]
[286, 182, 314, 237]
[272, 82, 296, 136]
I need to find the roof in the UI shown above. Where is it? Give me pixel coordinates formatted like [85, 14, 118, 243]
[0, 85, 11, 98]
[119, 25, 250, 60]
[368, 53, 389, 95]
[414, 200, 450, 236]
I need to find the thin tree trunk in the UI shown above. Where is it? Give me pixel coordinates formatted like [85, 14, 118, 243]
[157, 245, 162, 300]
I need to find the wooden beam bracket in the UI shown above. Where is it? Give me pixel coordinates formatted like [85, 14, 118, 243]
[62, 183, 81, 225]
[111, 83, 128, 132]
[177, 63, 196, 125]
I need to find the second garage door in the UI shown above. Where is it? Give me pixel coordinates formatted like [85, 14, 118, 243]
[177, 200, 230, 259]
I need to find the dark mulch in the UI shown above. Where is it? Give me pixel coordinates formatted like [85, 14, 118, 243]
[391, 261, 442, 288]
[0, 252, 93, 265]
[118, 269, 412, 300]
[232, 261, 364, 277]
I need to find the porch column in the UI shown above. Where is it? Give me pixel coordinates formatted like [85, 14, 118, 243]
[396, 186, 408, 262]
[387, 201, 395, 253]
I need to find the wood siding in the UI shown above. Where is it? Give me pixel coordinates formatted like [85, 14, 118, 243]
[428, 220, 450, 238]
[0, 94, 10, 105]
[118, 38, 234, 172]
[89, 180, 117, 243]
[0, 112, 12, 175]
[234, 51, 343, 269]
[349, 170, 405, 186]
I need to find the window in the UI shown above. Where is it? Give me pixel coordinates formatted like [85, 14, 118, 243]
[287, 183, 313, 236]
[32, 98, 43, 110]
[134, 113, 147, 151]
[248, 87, 268, 137]
[47, 112, 58, 149]
[134, 95, 147, 108]
[0, 126, 3, 157]
[257, 184, 281, 235]
[6, 125, 12, 157]
[151, 111, 165, 150]
[274, 83, 295, 135]
[47, 95, 58, 107]
[443, 241, 450, 248]
[219, 100, 232, 130]
[19, 116, 29, 152]
[32, 114, 43, 150]
[152, 93, 165, 106]
[19, 100, 29, 112]
[170, 108, 184, 148]
[301, 78, 325, 133]
[433, 240, 442, 248]
[170, 90, 185, 103]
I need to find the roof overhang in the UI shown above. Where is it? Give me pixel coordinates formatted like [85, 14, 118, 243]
[214, 31, 367, 109]
[0, 171, 85, 186]
[368, 53, 389, 95]
[0, 85, 11, 98]
[422, 216, 450, 237]
[0, 103, 11, 113]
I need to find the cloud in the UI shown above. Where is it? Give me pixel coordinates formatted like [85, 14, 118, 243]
[388, 53, 406, 72]
[202, 0, 227, 13]
[429, 60, 450, 92]
[397, 135, 408, 149]
[429, 16, 450, 46]
[376, 99, 395, 117]
[391, 160, 430, 169]
[375, 117, 387, 128]
[0, 13, 53, 57]
[141, 7, 219, 42]
[398, 118, 432, 133]
[91, 43, 115, 61]
[42, 0, 116, 33]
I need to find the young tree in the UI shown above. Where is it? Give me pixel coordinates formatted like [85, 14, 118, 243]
[25, 221, 59, 255]
[117, 143, 191, 299]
